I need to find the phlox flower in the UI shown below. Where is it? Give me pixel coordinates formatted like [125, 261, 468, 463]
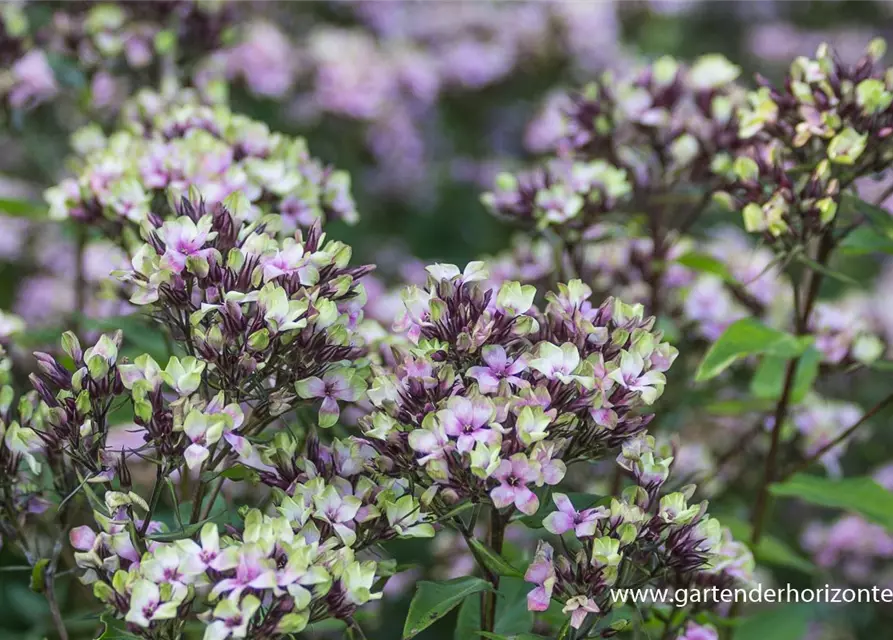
[543, 493, 607, 537]
[312, 485, 362, 547]
[490, 453, 540, 515]
[161, 356, 206, 397]
[157, 216, 218, 272]
[342, 560, 382, 606]
[524, 541, 555, 612]
[258, 283, 309, 334]
[437, 395, 499, 454]
[202, 594, 261, 640]
[562, 595, 600, 629]
[467, 345, 528, 393]
[182, 410, 226, 469]
[530, 442, 566, 487]
[178, 523, 238, 576]
[295, 367, 366, 429]
[209, 544, 278, 601]
[125, 579, 188, 627]
[608, 350, 666, 405]
[261, 239, 319, 284]
[529, 342, 592, 388]
[141, 545, 190, 586]
[385, 495, 435, 538]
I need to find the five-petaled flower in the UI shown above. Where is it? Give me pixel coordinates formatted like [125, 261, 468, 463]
[490, 453, 540, 515]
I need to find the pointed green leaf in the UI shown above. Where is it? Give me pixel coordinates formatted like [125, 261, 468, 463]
[749, 347, 821, 403]
[676, 252, 735, 283]
[734, 603, 812, 640]
[403, 577, 493, 639]
[695, 318, 812, 382]
[770, 474, 893, 531]
[456, 578, 535, 640]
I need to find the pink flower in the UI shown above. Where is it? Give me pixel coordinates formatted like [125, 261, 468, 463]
[408, 422, 453, 467]
[9, 50, 57, 109]
[70, 525, 97, 551]
[543, 493, 607, 537]
[261, 242, 316, 283]
[209, 545, 278, 601]
[438, 396, 498, 454]
[295, 368, 365, 429]
[157, 217, 217, 272]
[179, 523, 237, 576]
[226, 22, 296, 98]
[467, 345, 529, 393]
[524, 541, 555, 612]
[490, 453, 540, 515]
[530, 442, 567, 487]
[678, 622, 719, 640]
[562, 595, 600, 629]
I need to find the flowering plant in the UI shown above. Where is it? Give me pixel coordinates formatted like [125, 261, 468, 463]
[3, 4, 893, 640]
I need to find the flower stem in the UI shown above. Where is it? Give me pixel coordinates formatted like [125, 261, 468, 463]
[480, 507, 506, 634]
[750, 227, 835, 546]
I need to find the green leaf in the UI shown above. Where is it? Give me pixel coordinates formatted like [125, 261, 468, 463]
[201, 464, 258, 483]
[705, 398, 775, 415]
[695, 318, 812, 382]
[403, 577, 493, 639]
[770, 474, 893, 530]
[467, 539, 524, 578]
[29, 559, 49, 593]
[150, 498, 225, 542]
[749, 347, 821, 404]
[0, 198, 49, 219]
[840, 225, 893, 255]
[676, 252, 735, 283]
[436, 499, 475, 522]
[734, 603, 812, 640]
[795, 254, 859, 285]
[455, 578, 535, 640]
[841, 193, 893, 239]
[47, 52, 87, 91]
[479, 635, 548, 640]
[518, 492, 603, 529]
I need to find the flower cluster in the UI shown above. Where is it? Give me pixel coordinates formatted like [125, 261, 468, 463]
[45, 90, 358, 236]
[788, 395, 866, 477]
[524, 435, 754, 630]
[29, 294, 431, 638]
[719, 39, 893, 240]
[70, 460, 428, 640]
[359, 263, 677, 515]
[0, 4, 57, 111]
[29, 330, 128, 482]
[0, 341, 50, 547]
[487, 223, 791, 343]
[38, 1, 236, 76]
[484, 53, 744, 233]
[801, 464, 893, 587]
[809, 296, 884, 365]
[119, 194, 370, 432]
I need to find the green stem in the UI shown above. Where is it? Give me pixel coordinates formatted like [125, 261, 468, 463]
[140, 465, 165, 536]
[480, 508, 506, 634]
[750, 227, 835, 546]
[750, 356, 798, 545]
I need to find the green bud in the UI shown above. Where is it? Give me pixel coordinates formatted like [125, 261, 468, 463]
[827, 127, 868, 165]
[248, 328, 270, 351]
